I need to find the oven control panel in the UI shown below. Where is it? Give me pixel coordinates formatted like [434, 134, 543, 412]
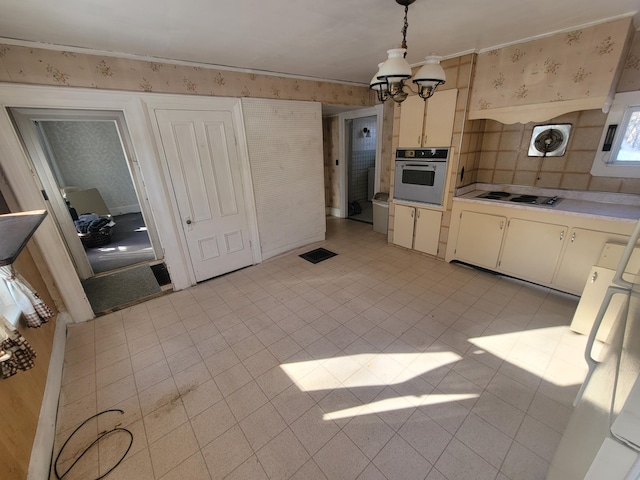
[396, 148, 449, 160]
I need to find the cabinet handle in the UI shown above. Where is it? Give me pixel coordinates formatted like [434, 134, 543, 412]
[418, 135, 421, 146]
[411, 210, 414, 218]
[499, 221, 504, 230]
[417, 209, 420, 218]
[571, 232, 576, 243]
[560, 230, 565, 240]
[591, 271, 598, 283]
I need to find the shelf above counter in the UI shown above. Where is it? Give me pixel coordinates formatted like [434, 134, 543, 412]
[0, 210, 47, 266]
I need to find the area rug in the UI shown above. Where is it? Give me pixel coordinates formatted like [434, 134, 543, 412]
[82, 264, 161, 314]
[299, 248, 337, 264]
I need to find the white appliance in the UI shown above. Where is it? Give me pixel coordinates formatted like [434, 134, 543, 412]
[393, 148, 449, 205]
[548, 219, 640, 480]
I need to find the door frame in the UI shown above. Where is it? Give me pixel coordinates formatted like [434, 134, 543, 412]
[0, 83, 260, 322]
[144, 99, 262, 285]
[338, 104, 383, 218]
[10, 108, 163, 280]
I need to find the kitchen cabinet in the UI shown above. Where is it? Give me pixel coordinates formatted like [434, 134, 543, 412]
[398, 89, 457, 148]
[393, 204, 442, 256]
[446, 199, 636, 295]
[453, 211, 506, 269]
[414, 208, 442, 255]
[499, 218, 568, 285]
[393, 204, 416, 249]
[553, 228, 629, 294]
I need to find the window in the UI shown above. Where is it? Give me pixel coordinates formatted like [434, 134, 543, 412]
[611, 106, 640, 165]
[591, 91, 640, 178]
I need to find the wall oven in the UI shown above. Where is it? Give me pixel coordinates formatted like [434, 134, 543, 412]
[393, 148, 450, 206]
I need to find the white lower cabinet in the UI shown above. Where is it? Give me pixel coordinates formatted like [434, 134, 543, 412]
[499, 218, 567, 285]
[446, 200, 635, 295]
[453, 211, 506, 269]
[393, 204, 416, 249]
[414, 208, 443, 255]
[553, 228, 629, 293]
[393, 204, 442, 256]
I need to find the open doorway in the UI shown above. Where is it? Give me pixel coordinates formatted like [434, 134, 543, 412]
[10, 108, 168, 313]
[337, 105, 384, 221]
[346, 115, 377, 224]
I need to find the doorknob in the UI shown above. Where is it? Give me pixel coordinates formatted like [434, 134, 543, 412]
[186, 219, 192, 225]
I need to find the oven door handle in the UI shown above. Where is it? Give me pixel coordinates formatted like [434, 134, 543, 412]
[401, 165, 436, 171]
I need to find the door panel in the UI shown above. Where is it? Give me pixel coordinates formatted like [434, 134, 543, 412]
[393, 204, 415, 249]
[155, 109, 253, 282]
[414, 208, 442, 256]
[455, 211, 506, 269]
[499, 218, 567, 284]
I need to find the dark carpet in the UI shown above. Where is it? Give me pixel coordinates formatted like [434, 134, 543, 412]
[85, 212, 155, 274]
[82, 264, 161, 314]
[299, 248, 337, 264]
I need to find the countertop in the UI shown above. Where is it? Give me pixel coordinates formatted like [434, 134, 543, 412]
[454, 184, 640, 222]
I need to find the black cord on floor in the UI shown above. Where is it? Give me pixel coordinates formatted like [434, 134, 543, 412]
[54, 409, 133, 480]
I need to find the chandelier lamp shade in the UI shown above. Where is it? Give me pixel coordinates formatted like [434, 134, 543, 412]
[370, 0, 446, 104]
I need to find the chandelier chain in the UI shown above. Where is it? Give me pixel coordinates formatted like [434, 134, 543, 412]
[401, 4, 409, 53]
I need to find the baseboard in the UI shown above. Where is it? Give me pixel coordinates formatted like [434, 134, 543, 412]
[325, 207, 341, 217]
[28, 313, 68, 480]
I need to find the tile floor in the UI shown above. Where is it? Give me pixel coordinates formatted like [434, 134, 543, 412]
[52, 217, 588, 480]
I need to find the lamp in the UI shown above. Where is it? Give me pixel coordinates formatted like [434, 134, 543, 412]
[370, 0, 446, 104]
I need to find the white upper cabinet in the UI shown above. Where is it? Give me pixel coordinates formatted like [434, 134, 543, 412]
[398, 89, 457, 148]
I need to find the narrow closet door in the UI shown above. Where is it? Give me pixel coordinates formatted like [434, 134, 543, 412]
[155, 109, 254, 282]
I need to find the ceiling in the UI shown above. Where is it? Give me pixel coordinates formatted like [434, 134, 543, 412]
[0, 0, 638, 86]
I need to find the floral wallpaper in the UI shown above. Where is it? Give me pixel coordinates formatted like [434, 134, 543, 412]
[617, 29, 640, 93]
[39, 121, 139, 214]
[470, 17, 633, 116]
[0, 44, 373, 106]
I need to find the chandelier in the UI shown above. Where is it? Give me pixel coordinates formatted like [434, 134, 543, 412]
[370, 0, 446, 104]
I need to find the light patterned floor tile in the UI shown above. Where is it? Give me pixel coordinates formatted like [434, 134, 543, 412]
[372, 434, 432, 480]
[52, 219, 587, 480]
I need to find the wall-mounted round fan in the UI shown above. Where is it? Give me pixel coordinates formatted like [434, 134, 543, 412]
[528, 124, 572, 157]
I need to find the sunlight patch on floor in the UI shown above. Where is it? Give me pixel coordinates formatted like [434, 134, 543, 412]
[323, 393, 478, 421]
[470, 326, 588, 387]
[280, 351, 462, 392]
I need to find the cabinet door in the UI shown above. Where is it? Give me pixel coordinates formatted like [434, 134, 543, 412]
[554, 228, 628, 294]
[423, 89, 458, 147]
[454, 211, 506, 269]
[398, 95, 425, 148]
[499, 218, 567, 284]
[414, 208, 442, 256]
[570, 266, 626, 342]
[393, 204, 415, 249]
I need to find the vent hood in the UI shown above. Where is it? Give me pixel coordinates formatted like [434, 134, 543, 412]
[468, 17, 634, 124]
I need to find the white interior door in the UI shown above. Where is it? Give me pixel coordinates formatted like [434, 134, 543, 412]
[155, 109, 254, 282]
